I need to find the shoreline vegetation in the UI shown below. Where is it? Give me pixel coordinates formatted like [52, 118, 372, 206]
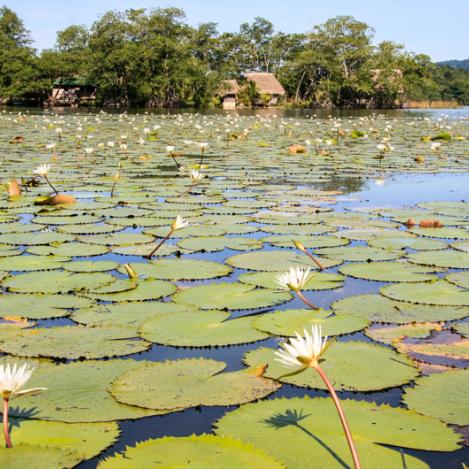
[0, 6, 468, 109]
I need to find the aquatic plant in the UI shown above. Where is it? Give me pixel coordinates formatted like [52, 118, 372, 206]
[144, 216, 189, 259]
[276, 267, 319, 309]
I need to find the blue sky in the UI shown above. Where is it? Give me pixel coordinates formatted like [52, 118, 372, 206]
[6, 0, 469, 61]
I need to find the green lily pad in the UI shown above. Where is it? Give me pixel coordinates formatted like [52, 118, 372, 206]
[110, 358, 280, 410]
[0, 445, 80, 469]
[332, 294, 469, 323]
[454, 321, 469, 338]
[365, 323, 440, 344]
[10, 360, 165, 422]
[408, 250, 469, 269]
[0, 325, 151, 359]
[263, 234, 349, 249]
[238, 271, 344, 290]
[381, 280, 469, 306]
[316, 246, 403, 261]
[214, 397, 460, 469]
[80, 232, 154, 245]
[145, 225, 227, 238]
[0, 294, 94, 319]
[63, 260, 120, 272]
[177, 236, 263, 252]
[0, 255, 69, 271]
[226, 250, 341, 271]
[139, 309, 268, 346]
[97, 434, 285, 469]
[446, 271, 469, 289]
[339, 261, 441, 282]
[409, 227, 469, 239]
[2, 271, 116, 293]
[452, 240, 469, 252]
[127, 259, 232, 280]
[27, 242, 109, 257]
[112, 243, 179, 257]
[403, 370, 469, 425]
[0, 231, 75, 245]
[252, 309, 369, 337]
[173, 282, 292, 311]
[244, 341, 418, 391]
[368, 237, 448, 251]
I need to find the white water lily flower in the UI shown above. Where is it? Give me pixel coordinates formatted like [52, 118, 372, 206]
[189, 169, 205, 183]
[119, 143, 127, 151]
[376, 143, 386, 152]
[276, 267, 311, 292]
[0, 362, 46, 399]
[107, 141, 115, 147]
[171, 215, 189, 231]
[84, 147, 94, 155]
[45, 143, 56, 151]
[33, 163, 50, 177]
[199, 142, 208, 150]
[166, 145, 175, 153]
[275, 325, 328, 369]
[431, 142, 442, 151]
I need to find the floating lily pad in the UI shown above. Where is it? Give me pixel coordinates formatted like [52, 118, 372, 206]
[0, 255, 69, 271]
[332, 294, 469, 323]
[27, 242, 109, 257]
[452, 240, 469, 252]
[454, 321, 469, 338]
[215, 396, 460, 469]
[365, 323, 440, 344]
[368, 237, 448, 251]
[226, 250, 341, 271]
[408, 250, 469, 269]
[409, 227, 469, 239]
[97, 434, 284, 469]
[238, 271, 344, 290]
[263, 234, 348, 249]
[63, 260, 120, 272]
[0, 231, 75, 245]
[173, 282, 292, 311]
[446, 271, 469, 289]
[252, 309, 369, 337]
[0, 293, 93, 319]
[0, 325, 151, 359]
[177, 236, 263, 252]
[110, 358, 280, 410]
[381, 280, 469, 306]
[145, 225, 227, 238]
[139, 310, 268, 346]
[10, 360, 164, 422]
[403, 370, 469, 425]
[244, 341, 418, 391]
[81, 232, 154, 245]
[340, 261, 441, 282]
[128, 259, 232, 280]
[2, 271, 116, 293]
[112, 243, 179, 257]
[0, 445, 79, 469]
[316, 246, 403, 261]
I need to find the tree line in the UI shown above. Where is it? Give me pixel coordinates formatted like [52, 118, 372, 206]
[1, 5, 468, 108]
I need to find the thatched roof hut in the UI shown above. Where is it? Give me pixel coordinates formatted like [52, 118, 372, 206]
[245, 73, 286, 97]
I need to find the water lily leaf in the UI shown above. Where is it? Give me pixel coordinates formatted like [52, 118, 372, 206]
[177, 236, 263, 252]
[97, 434, 284, 469]
[368, 237, 448, 251]
[84, 278, 176, 302]
[2, 271, 116, 293]
[214, 396, 460, 469]
[9, 360, 164, 422]
[452, 240, 469, 252]
[72, 301, 199, 330]
[252, 309, 369, 337]
[7, 418, 119, 464]
[32, 214, 102, 225]
[127, 259, 232, 280]
[381, 280, 469, 306]
[454, 321, 469, 338]
[110, 358, 280, 410]
[446, 271, 469, 289]
[139, 309, 268, 346]
[0, 293, 94, 319]
[226, 250, 341, 271]
[0, 232, 75, 245]
[0, 255, 69, 271]
[336, 229, 416, 241]
[316, 246, 404, 261]
[244, 341, 418, 391]
[27, 242, 109, 257]
[238, 271, 344, 290]
[173, 282, 292, 311]
[260, 224, 335, 235]
[403, 369, 469, 425]
[0, 324, 151, 359]
[0, 445, 80, 469]
[332, 294, 469, 323]
[365, 323, 441, 344]
[145, 225, 227, 238]
[57, 223, 123, 235]
[408, 250, 469, 269]
[113, 243, 178, 257]
[80, 232, 154, 245]
[409, 227, 469, 239]
[340, 261, 441, 282]
[263, 234, 348, 249]
[63, 260, 119, 272]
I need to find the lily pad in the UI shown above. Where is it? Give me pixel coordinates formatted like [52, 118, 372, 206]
[408, 250, 469, 269]
[239, 271, 344, 290]
[97, 434, 284, 469]
[110, 358, 280, 410]
[368, 237, 448, 251]
[0, 255, 69, 271]
[316, 246, 403, 261]
[177, 236, 263, 252]
[27, 242, 109, 257]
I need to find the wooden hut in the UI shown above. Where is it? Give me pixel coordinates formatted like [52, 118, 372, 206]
[47, 77, 96, 107]
[217, 80, 240, 109]
[245, 72, 286, 105]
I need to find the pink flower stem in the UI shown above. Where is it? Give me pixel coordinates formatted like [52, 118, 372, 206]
[3, 398, 12, 448]
[144, 229, 174, 259]
[313, 364, 361, 469]
[295, 290, 319, 310]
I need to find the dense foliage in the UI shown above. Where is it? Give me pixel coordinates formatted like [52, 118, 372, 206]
[0, 6, 468, 107]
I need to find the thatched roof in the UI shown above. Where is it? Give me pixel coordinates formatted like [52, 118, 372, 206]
[245, 73, 285, 96]
[218, 79, 240, 96]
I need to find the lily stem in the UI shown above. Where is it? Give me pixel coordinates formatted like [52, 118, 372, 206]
[144, 229, 173, 260]
[3, 398, 12, 448]
[296, 290, 319, 310]
[301, 248, 324, 270]
[44, 175, 59, 195]
[110, 180, 118, 198]
[198, 148, 205, 168]
[169, 152, 181, 169]
[313, 364, 361, 469]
